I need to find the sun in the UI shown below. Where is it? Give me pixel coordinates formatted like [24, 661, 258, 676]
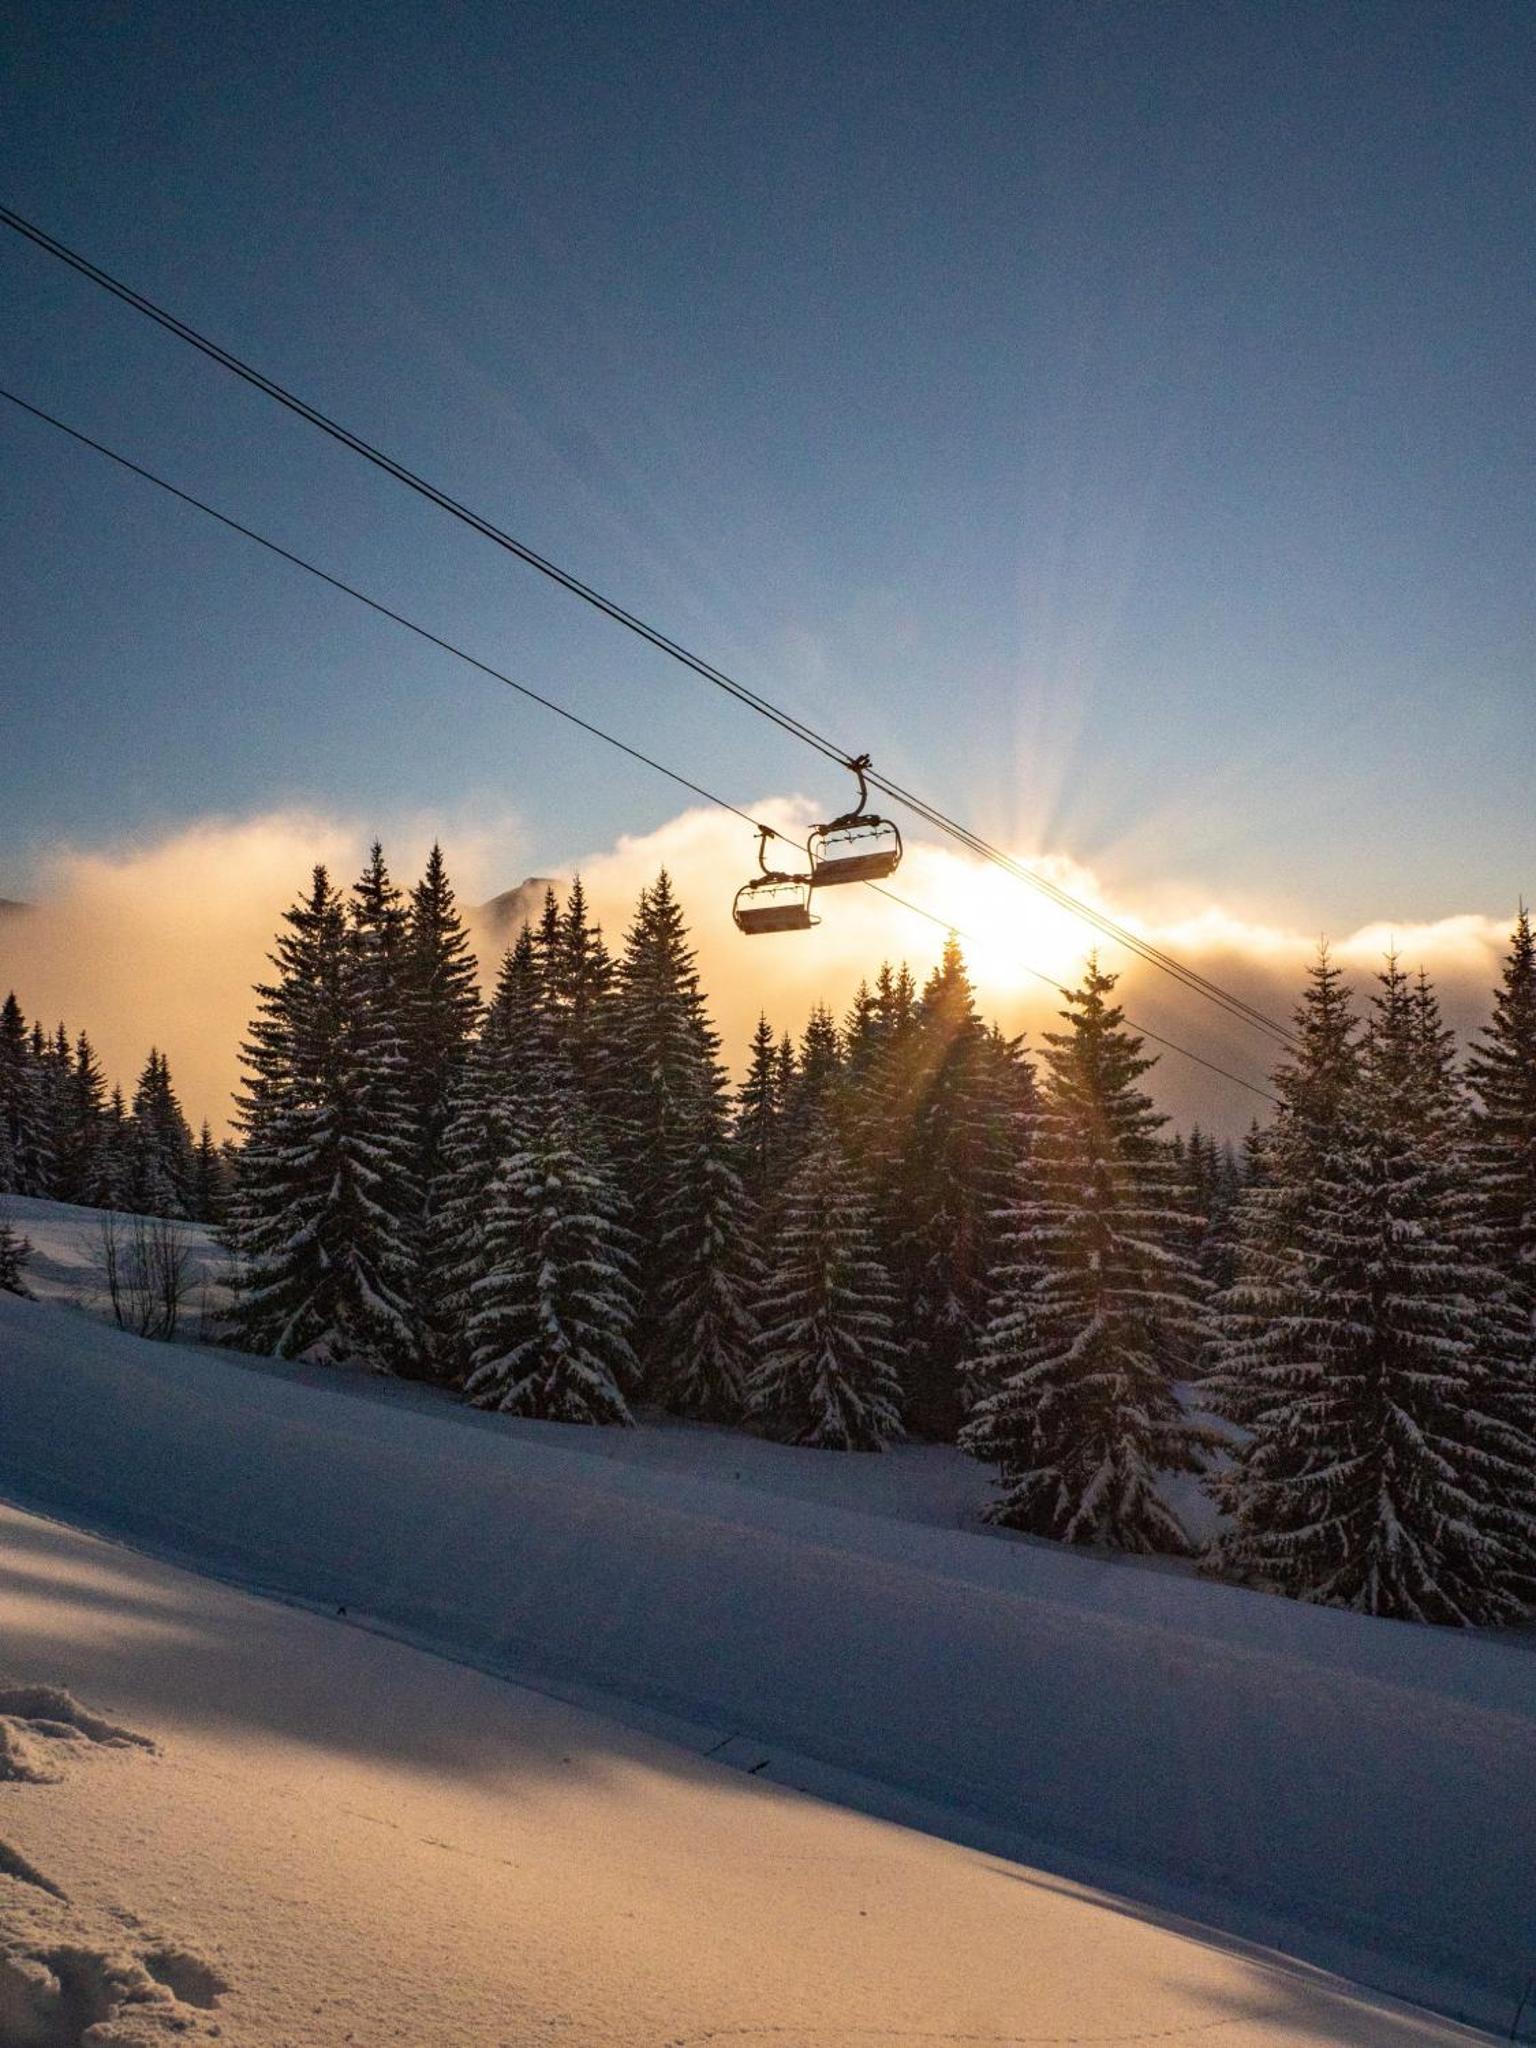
[915, 858, 1096, 995]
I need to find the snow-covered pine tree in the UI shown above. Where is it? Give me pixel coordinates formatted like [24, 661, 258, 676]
[0, 1212, 32, 1296]
[404, 842, 480, 1199]
[749, 1117, 903, 1451]
[1197, 1135, 1247, 1297]
[0, 1002, 45, 1196]
[128, 1049, 195, 1217]
[840, 962, 919, 1254]
[226, 866, 347, 1354]
[1243, 944, 1361, 1261]
[896, 938, 1024, 1438]
[784, 1004, 844, 1150]
[340, 844, 424, 1370]
[655, 1103, 760, 1421]
[465, 1028, 636, 1425]
[960, 958, 1214, 1552]
[0, 995, 26, 1194]
[609, 871, 756, 1412]
[773, 1031, 797, 1122]
[551, 876, 616, 1106]
[56, 1030, 106, 1206]
[841, 979, 880, 1082]
[401, 843, 481, 1376]
[90, 1086, 134, 1211]
[421, 929, 543, 1382]
[734, 1015, 788, 1215]
[39, 1026, 69, 1202]
[227, 860, 417, 1368]
[191, 1122, 227, 1224]
[1208, 953, 1529, 1624]
[1467, 909, 1536, 1325]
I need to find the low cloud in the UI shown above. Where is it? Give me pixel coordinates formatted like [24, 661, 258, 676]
[0, 810, 523, 1134]
[0, 806, 1521, 1139]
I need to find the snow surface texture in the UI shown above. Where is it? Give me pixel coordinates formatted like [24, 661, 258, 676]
[3, 1291, 1535, 2034]
[0, 1677, 227, 2045]
[2, 1195, 1535, 2029]
[0, 1503, 1502, 2048]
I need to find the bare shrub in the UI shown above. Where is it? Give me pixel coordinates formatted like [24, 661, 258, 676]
[96, 1212, 195, 1341]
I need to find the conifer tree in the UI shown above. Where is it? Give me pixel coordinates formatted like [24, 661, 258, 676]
[734, 1015, 788, 1215]
[191, 1122, 227, 1224]
[1208, 955, 1530, 1623]
[465, 1039, 636, 1425]
[961, 959, 1214, 1551]
[27, 1024, 59, 1201]
[56, 1031, 106, 1206]
[896, 938, 1023, 1437]
[1467, 910, 1536, 1322]
[0, 996, 49, 1197]
[401, 844, 481, 1374]
[785, 1004, 844, 1147]
[840, 962, 919, 1246]
[773, 1031, 797, 1119]
[227, 860, 419, 1368]
[340, 844, 423, 1368]
[0, 996, 24, 1195]
[609, 872, 756, 1409]
[423, 930, 543, 1381]
[91, 1087, 134, 1211]
[551, 876, 616, 1104]
[655, 1114, 760, 1420]
[841, 980, 881, 1085]
[749, 1119, 903, 1451]
[1246, 944, 1361, 1258]
[0, 1213, 32, 1296]
[404, 842, 481, 1199]
[129, 1049, 195, 1217]
[1196, 1136, 1247, 1298]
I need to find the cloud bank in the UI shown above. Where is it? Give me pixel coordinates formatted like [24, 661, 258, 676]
[0, 806, 1521, 1138]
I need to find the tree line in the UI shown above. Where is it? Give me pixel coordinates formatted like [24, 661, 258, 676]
[15, 834, 1533, 1628]
[220, 843, 1536, 1625]
[0, 995, 228, 1222]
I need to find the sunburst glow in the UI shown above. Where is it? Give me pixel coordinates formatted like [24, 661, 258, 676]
[898, 847, 1103, 995]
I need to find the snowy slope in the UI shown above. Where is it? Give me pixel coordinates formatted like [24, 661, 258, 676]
[2, 1195, 229, 1333]
[1, 1290, 1534, 2035]
[3, 1502, 1498, 2048]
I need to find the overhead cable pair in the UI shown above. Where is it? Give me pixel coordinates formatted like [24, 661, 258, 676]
[0, 385, 1278, 1109]
[0, 203, 1294, 1054]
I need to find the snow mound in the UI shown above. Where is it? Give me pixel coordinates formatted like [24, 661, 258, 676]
[0, 1686, 154, 1785]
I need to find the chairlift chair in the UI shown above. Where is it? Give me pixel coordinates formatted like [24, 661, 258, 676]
[807, 754, 903, 887]
[732, 828, 819, 935]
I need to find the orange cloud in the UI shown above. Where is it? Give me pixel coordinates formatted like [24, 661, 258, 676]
[1, 806, 1521, 1139]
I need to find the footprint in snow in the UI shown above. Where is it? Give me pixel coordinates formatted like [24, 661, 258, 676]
[0, 1885, 229, 2045]
[0, 1683, 229, 2042]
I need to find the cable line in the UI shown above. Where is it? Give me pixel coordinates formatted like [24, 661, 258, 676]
[0, 389, 775, 841]
[0, 382, 1279, 1109]
[0, 203, 1295, 1049]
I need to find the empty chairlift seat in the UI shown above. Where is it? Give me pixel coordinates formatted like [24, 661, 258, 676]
[732, 828, 819, 934]
[807, 754, 903, 887]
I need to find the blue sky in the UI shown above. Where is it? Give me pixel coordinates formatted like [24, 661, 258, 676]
[2, 0, 1533, 934]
